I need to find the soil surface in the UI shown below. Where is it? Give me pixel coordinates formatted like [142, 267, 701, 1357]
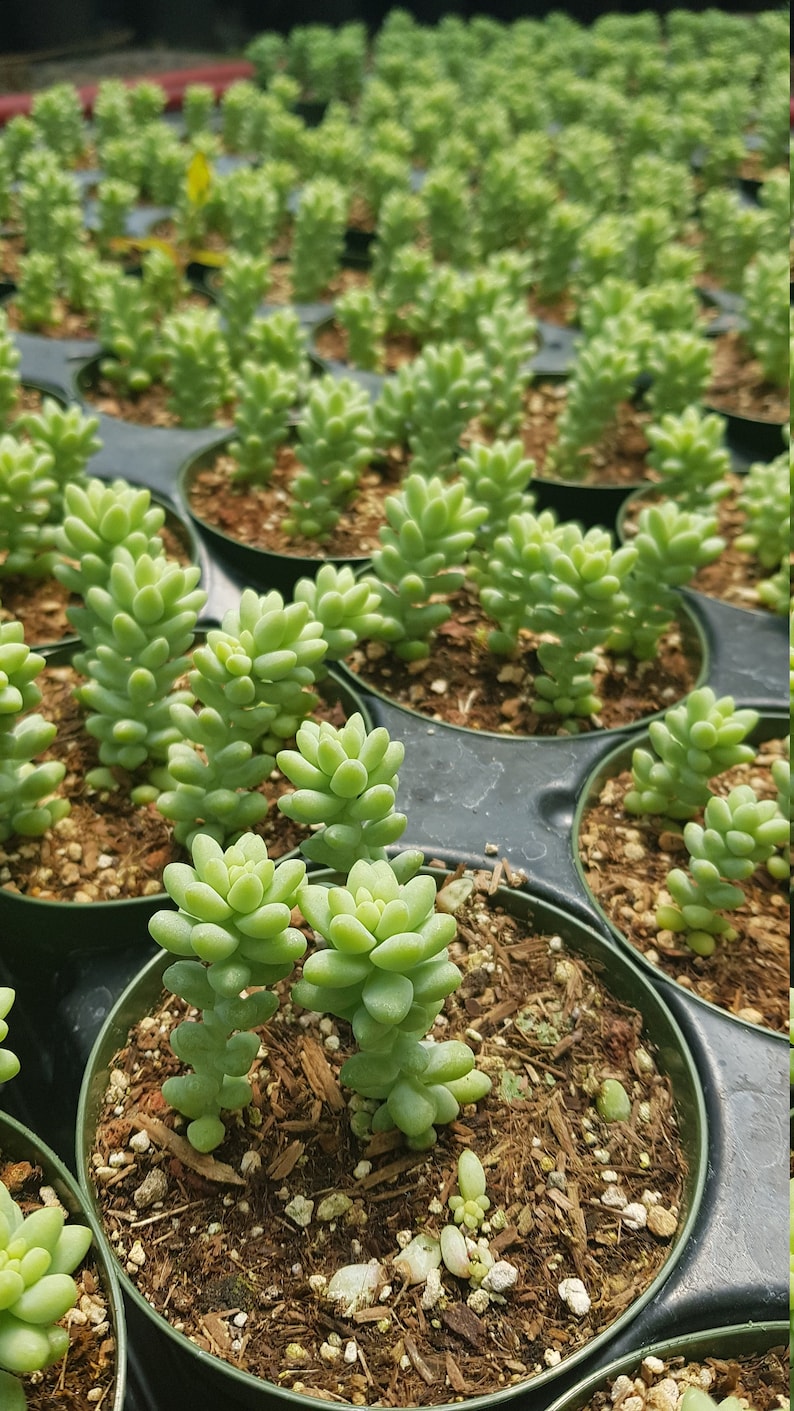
[465, 383, 653, 489]
[82, 370, 234, 429]
[580, 1343, 789, 1411]
[2, 1152, 118, 1411]
[0, 659, 351, 902]
[4, 297, 97, 340]
[579, 738, 790, 1032]
[314, 321, 422, 374]
[705, 331, 789, 423]
[187, 444, 406, 561]
[344, 586, 702, 737]
[620, 475, 790, 616]
[88, 869, 688, 1408]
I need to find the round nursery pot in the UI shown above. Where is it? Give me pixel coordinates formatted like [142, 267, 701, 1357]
[339, 593, 709, 743]
[0, 1109, 126, 1411]
[544, 1320, 788, 1411]
[178, 437, 377, 596]
[702, 400, 788, 464]
[573, 711, 790, 1038]
[75, 873, 707, 1411]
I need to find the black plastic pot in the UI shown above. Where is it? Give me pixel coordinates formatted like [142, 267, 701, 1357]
[178, 435, 376, 596]
[572, 710, 790, 1038]
[72, 354, 232, 433]
[0, 1110, 127, 1411]
[545, 1320, 788, 1411]
[75, 875, 707, 1411]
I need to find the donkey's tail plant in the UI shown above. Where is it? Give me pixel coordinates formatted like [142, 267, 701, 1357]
[227, 361, 297, 485]
[0, 1174, 93, 1411]
[612, 499, 725, 660]
[95, 269, 164, 396]
[293, 856, 491, 1149]
[403, 342, 489, 480]
[334, 287, 386, 373]
[0, 314, 21, 429]
[0, 988, 19, 1084]
[625, 687, 759, 822]
[742, 251, 790, 390]
[0, 620, 70, 842]
[367, 474, 487, 661]
[0, 438, 58, 580]
[293, 563, 385, 668]
[734, 450, 790, 571]
[277, 713, 408, 870]
[475, 300, 537, 438]
[245, 310, 311, 396]
[644, 330, 713, 418]
[291, 177, 347, 303]
[547, 315, 648, 481]
[457, 440, 536, 551]
[149, 832, 307, 1152]
[14, 253, 58, 332]
[644, 406, 732, 510]
[54, 477, 167, 622]
[216, 252, 273, 368]
[283, 376, 374, 542]
[768, 750, 790, 885]
[656, 785, 790, 955]
[161, 308, 234, 428]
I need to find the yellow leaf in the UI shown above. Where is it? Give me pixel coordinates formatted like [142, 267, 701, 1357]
[191, 248, 228, 269]
[187, 151, 212, 208]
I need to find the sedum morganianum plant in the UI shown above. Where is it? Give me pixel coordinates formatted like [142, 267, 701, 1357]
[655, 781, 790, 956]
[457, 440, 536, 550]
[734, 448, 790, 573]
[283, 376, 374, 542]
[226, 361, 298, 485]
[293, 854, 491, 1149]
[0, 619, 69, 842]
[161, 308, 234, 428]
[277, 711, 407, 871]
[291, 177, 347, 303]
[546, 313, 648, 481]
[624, 688, 759, 822]
[741, 252, 790, 391]
[373, 342, 488, 479]
[0, 314, 21, 429]
[149, 833, 308, 1152]
[643, 406, 732, 510]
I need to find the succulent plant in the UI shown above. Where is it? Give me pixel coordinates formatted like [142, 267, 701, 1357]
[476, 300, 537, 437]
[128, 79, 166, 125]
[30, 82, 85, 164]
[0, 619, 69, 842]
[656, 784, 790, 955]
[95, 271, 165, 396]
[371, 192, 426, 291]
[699, 188, 765, 293]
[291, 178, 347, 303]
[644, 330, 713, 418]
[374, 342, 487, 480]
[0, 988, 19, 1084]
[734, 450, 791, 571]
[423, 164, 477, 267]
[283, 376, 374, 542]
[334, 287, 386, 373]
[644, 407, 732, 510]
[294, 856, 490, 1148]
[182, 83, 215, 137]
[161, 308, 234, 427]
[0, 437, 59, 580]
[278, 713, 407, 870]
[679, 1388, 743, 1411]
[227, 362, 297, 485]
[447, 1150, 491, 1230]
[216, 252, 272, 367]
[13, 254, 58, 331]
[367, 474, 487, 661]
[548, 315, 648, 480]
[221, 169, 280, 256]
[292, 563, 384, 666]
[742, 252, 790, 389]
[624, 688, 759, 821]
[245, 311, 311, 395]
[612, 499, 724, 659]
[149, 833, 307, 1151]
[458, 440, 536, 549]
[92, 78, 132, 145]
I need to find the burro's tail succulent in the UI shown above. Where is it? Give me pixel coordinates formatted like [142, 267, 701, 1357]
[293, 855, 491, 1149]
[625, 687, 759, 822]
[149, 832, 307, 1151]
[0, 619, 69, 842]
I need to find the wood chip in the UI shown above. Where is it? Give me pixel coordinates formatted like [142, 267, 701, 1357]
[299, 1038, 345, 1111]
[489, 1223, 520, 1255]
[404, 1334, 437, 1385]
[266, 1140, 305, 1181]
[445, 1351, 468, 1392]
[440, 1302, 487, 1348]
[358, 1155, 426, 1190]
[130, 1113, 245, 1185]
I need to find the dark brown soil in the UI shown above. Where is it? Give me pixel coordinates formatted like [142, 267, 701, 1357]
[705, 331, 790, 423]
[0, 658, 350, 902]
[87, 869, 688, 1408]
[580, 1343, 789, 1410]
[314, 321, 422, 374]
[187, 445, 406, 560]
[620, 475, 790, 615]
[83, 373, 234, 429]
[465, 383, 653, 489]
[4, 297, 97, 340]
[527, 291, 578, 328]
[266, 261, 372, 308]
[579, 739, 790, 1031]
[344, 586, 702, 736]
[3, 1152, 118, 1411]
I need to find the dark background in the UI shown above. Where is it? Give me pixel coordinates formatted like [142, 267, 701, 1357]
[2, 0, 782, 58]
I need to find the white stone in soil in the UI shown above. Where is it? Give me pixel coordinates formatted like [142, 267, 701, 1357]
[557, 1277, 591, 1317]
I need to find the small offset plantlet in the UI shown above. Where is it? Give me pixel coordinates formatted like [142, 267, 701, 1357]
[735, 451, 790, 571]
[334, 287, 386, 373]
[625, 688, 759, 821]
[227, 362, 297, 485]
[679, 1389, 743, 1411]
[294, 856, 491, 1149]
[291, 178, 347, 303]
[367, 474, 487, 661]
[595, 1079, 631, 1122]
[283, 376, 374, 542]
[277, 713, 407, 870]
[447, 1151, 491, 1230]
[0, 620, 69, 842]
[161, 308, 234, 427]
[644, 407, 732, 510]
[149, 833, 307, 1151]
[656, 785, 790, 955]
[613, 500, 724, 660]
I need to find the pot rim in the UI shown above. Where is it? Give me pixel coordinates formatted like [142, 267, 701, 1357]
[75, 872, 708, 1411]
[543, 1318, 789, 1411]
[0, 1108, 127, 1411]
[337, 593, 710, 743]
[571, 711, 790, 1040]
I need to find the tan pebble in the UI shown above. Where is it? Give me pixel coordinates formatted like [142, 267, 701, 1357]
[645, 1378, 678, 1411]
[646, 1205, 677, 1238]
[609, 1374, 634, 1402]
[133, 1168, 168, 1209]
